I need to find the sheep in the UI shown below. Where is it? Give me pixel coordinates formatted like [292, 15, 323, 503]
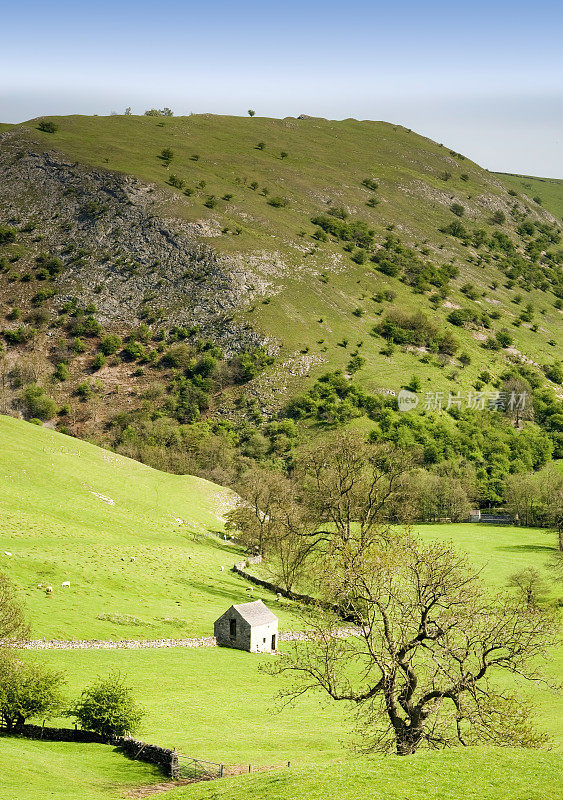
[4, 551, 12, 557]
[130, 556, 136, 562]
[61, 581, 71, 588]
[45, 586, 53, 594]
[220, 566, 224, 571]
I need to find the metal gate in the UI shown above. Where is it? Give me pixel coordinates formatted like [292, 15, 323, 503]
[176, 755, 225, 780]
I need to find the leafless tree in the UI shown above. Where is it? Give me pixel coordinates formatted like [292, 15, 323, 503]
[268, 535, 557, 755]
[0, 572, 28, 644]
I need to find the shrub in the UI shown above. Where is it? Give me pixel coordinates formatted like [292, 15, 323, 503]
[328, 206, 348, 220]
[20, 384, 57, 420]
[70, 672, 144, 741]
[495, 330, 513, 348]
[76, 382, 94, 399]
[267, 196, 288, 208]
[361, 178, 378, 191]
[159, 148, 173, 165]
[54, 362, 70, 381]
[311, 215, 375, 249]
[92, 353, 107, 370]
[450, 203, 465, 217]
[100, 334, 122, 355]
[122, 340, 147, 361]
[543, 362, 563, 384]
[168, 174, 185, 189]
[405, 375, 421, 392]
[204, 196, 217, 209]
[38, 121, 58, 133]
[533, 196, 542, 205]
[440, 220, 469, 240]
[256, 142, 266, 150]
[280, 151, 288, 159]
[491, 210, 506, 224]
[0, 225, 17, 244]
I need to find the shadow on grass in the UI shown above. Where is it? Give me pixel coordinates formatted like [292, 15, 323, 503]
[496, 544, 556, 553]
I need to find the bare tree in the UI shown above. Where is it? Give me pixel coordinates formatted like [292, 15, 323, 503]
[268, 535, 556, 755]
[0, 572, 28, 643]
[228, 434, 413, 590]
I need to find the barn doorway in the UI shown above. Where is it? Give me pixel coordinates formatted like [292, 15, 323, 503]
[271, 634, 276, 650]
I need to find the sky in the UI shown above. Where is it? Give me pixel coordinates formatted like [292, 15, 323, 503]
[1, 0, 562, 177]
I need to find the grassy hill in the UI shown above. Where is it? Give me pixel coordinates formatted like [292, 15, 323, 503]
[0, 114, 561, 447]
[495, 172, 563, 220]
[0, 415, 301, 639]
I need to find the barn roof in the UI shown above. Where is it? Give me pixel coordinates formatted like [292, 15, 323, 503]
[232, 599, 278, 626]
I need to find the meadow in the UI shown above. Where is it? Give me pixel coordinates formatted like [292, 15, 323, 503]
[1, 418, 561, 800]
[0, 415, 302, 640]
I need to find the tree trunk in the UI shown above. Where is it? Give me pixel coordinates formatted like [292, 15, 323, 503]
[395, 725, 423, 755]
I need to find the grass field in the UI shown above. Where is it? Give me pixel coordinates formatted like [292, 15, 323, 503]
[0, 736, 163, 800]
[1, 418, 561, 799]
[174, 748, 563, 800]
[0, 415, 302, 639]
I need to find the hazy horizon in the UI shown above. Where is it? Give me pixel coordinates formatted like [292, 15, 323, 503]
[1, 0, 561, 178]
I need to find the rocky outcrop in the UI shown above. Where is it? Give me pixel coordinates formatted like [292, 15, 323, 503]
[0, 128, 265, 353]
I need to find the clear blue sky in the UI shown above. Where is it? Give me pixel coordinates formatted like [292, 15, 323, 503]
[1, 0, 561, 176]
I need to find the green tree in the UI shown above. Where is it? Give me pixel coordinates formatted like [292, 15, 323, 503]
[37, 121, 58, 133]
[0, 653, 65, 732]
[70, 672, 144, 740]
[20, 384, 57, 420]
[247, 109, 255, 117]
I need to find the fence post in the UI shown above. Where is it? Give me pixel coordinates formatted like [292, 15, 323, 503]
[248, 764, 251, 773]
[220, 764, 224, 778]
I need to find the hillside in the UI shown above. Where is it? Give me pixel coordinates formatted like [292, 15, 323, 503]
[0, 114, 561, 500]
[0, 415, 301, 639]
[495, 172, 563, 221]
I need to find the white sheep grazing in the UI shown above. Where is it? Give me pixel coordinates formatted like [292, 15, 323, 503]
[61, 581, 71, 588]
[4, 551, 12, 557]
[220, 566, 224, 571]
[130, 557, 136, 562]
[45, 586, 53, 594]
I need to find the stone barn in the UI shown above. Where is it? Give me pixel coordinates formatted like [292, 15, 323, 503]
[214, 600, 278, 653]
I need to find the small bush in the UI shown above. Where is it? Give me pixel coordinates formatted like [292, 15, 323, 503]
[20, 384, 57, 420]
[100, 334, 122, 355]
[38, 121, 58, 133]
[267, 196, 288, 208]
[0, 225, 17, 244]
